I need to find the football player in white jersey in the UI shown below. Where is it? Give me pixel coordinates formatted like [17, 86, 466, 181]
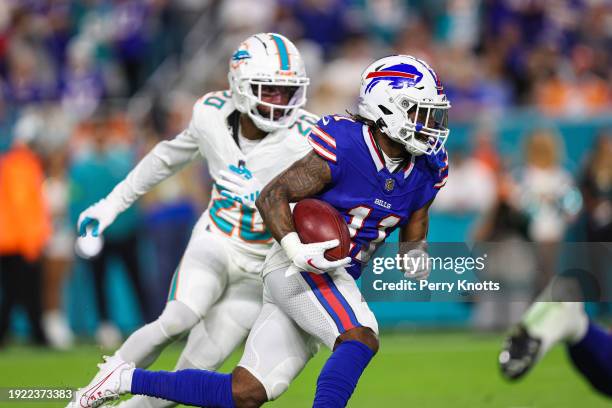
[69, 33, 318, 408]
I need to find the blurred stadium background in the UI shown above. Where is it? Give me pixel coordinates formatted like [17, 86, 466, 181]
[0, 0, 610, 406]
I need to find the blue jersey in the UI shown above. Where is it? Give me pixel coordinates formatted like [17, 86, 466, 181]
[308, 115, 448, 279]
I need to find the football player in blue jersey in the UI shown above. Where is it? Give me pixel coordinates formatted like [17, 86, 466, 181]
[81, 55, 450, 408]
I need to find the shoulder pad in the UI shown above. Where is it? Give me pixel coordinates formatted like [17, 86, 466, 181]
[288, 110, 320, 138]
[196, 90, 233, 110]
[297, 110, 320, 124]
[308, 114, 360, 163]
[192, 90, 234, 127]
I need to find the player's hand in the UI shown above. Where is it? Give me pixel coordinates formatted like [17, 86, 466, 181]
[217, 164, 262, 208]
[77, 198, 119, 238]
[403, 248, 431, 280]
[281, 232, 351, 275]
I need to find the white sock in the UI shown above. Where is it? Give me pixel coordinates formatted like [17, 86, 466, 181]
[119, 367, 135, 394]
[565, 303, 589, 344]
[523, 302, 588, 355]
[118, 321, 172, 367]
[118, 302, 199, 368]
[113, 355, 198, 408]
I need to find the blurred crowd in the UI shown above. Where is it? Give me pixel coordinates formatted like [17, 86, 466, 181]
[213, 0, 612, 118]
[0, 0, 208, 348]
[0, 0, 610, 348]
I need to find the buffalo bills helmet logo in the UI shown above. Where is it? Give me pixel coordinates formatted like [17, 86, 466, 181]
[365, 63, 423, 94]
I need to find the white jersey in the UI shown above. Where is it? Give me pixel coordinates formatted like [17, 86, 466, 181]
[193, 90, 315, 269]
[105, 89, 316, 273]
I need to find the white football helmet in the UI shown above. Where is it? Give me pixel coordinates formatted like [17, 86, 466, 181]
[358, 55, 451, 156]
[228, 33, 309, 132]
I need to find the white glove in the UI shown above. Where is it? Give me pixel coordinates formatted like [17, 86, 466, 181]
[75, 230, 104, 259]
[77, 198, 120, 238]
[216, 165, 263, 208]
[281, 232, 351, 276]
[403, 248, 431, 280]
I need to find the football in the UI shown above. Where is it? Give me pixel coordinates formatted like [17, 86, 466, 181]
[292, 198, 351, 261]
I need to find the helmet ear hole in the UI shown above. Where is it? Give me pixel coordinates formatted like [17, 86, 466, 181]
[399, 98, 411, 110]
[378, 105, 393, 115]
[375, 118, 387, 129]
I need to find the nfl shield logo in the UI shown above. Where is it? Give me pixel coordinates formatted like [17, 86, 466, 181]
[385, 178, 395, 192]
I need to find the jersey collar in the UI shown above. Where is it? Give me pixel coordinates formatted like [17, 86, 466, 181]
[362, 125, 415, 179]
[402, 155, 416, 178]
[227, 110, 241, 147]
[362, 125, 385, 172]
[228, 110, 282, 157]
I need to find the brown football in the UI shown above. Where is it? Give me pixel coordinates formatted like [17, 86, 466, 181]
[293, 198, 351, 261]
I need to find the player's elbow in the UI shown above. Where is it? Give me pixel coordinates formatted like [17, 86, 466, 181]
[255, 184, 280, 214]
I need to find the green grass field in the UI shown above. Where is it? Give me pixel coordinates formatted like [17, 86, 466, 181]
[0, 331, 609, 408]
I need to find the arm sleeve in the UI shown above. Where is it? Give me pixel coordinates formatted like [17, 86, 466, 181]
[105, 121, 201, 213]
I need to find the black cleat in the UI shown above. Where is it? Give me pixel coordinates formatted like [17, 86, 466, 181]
[498, 324, 542, 381]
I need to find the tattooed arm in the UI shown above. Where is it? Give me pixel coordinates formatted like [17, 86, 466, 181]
[256, 151, 331, 243]
[400, 198, 433, 243]
[399, 199, 434, 279]
[256, 151, 347, 273]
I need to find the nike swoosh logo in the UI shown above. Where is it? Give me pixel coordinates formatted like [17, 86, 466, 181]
[80, 363, 126, 407]
[307, 259, 324, 272]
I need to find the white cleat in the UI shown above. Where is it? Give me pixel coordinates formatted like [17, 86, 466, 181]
[69, 354, 134, 408]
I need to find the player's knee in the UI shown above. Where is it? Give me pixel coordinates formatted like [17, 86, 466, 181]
[231, 367, 268, 408]
[337, 326, 379, 354]
[158, 301, 199, 340]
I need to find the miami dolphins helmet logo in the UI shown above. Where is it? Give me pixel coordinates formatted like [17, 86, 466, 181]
[232, 49, 252, 61]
